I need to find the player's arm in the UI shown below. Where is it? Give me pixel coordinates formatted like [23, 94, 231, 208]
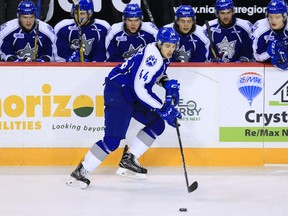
[105, 26, 125, 62]
[0, 30, 18, 61]
[90, 23, 110, 62]
[237, 20, 254, 62]
[267, 39, 288, 70]
[133, 59, 182, 128]
[251, 21, 271, 62]
[190, 32, 210, 62]
[158, 75, 180, 106]
[0, 40, 18, 61]
[37, 23, 55, 62]
[54, 21, 76, 62]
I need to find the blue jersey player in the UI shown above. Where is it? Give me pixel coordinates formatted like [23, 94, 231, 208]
[106, 3, 158, 62]
[67, 27, 182, 189]
[252, 0, 288, 70]
[165, 5, 210, 62]
[0, 0, 54, 62]
[53, 0, 110, 62]
[203, 0, 253, 62]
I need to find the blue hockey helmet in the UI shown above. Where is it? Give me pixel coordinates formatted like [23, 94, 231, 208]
[266, 0, 287, 16]
[175, 5, 196, 20]
[17, 0, 37, 17]
[157, 27, 179, 45]
[215, 0, 234, 12]
[123, 4, 143, 20]
[72, 0, 94, 16]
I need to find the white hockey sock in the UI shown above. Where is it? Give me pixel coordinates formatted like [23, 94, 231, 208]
[82, 151, 102, 173]
[129, 130, 155, 158]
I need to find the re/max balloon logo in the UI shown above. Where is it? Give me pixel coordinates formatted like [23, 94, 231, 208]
[0, 84, 104, 118]
[237, 72, 263, 106]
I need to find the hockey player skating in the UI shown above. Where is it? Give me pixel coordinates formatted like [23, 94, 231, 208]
[202, 0, 254, 62]
[67, 27, 182, 189]
[105, 3, 158, 62]
[0, 0, 54, 62]
[252, 0, 288, 70]
[53, 0, 110, 62]
[165, 5, 210, 62]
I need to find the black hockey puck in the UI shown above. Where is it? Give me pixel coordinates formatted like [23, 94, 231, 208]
[122, 0, 131, 3]
[179, 208, 187, 212]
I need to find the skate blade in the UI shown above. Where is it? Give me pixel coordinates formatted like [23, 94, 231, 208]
[116, 167, 147, 180]
[66, 176, 88, 189]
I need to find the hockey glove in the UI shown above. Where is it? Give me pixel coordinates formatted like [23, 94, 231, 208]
[67, 51, 89, 62]
[14, 57, 33, 62]
[14, 58, 24, 62]
[163, 79, 180, 106]
[210, 57, 224, 62]
[271, 51, 288, 71]
[157, 103, 182, 128]
[267, 40, 288, 57]
[67, 51, 80, 62]
[14, 58, 44, 62]
[237, 56, 250, 62]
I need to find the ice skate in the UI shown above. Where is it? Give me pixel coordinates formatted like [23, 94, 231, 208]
[66, 161, 90, 189]
[116, 145, 148, 179]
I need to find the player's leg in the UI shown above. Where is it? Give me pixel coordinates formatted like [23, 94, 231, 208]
[116, 143, 148, 179]
[67, 80, 133, 188]
[116, 105, 165, 179]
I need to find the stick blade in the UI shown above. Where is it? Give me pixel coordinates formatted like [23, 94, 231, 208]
[188, 181, 198, 193]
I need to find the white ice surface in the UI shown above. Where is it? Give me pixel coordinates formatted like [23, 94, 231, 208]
[0, 166, 287, 216]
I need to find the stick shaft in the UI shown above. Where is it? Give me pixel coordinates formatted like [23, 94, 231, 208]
[175, 119, 191, 191]
[141, 0, 155, 24]
[33, 0, 41, 61]
[33, 20, 39, 61]
[205, 20, 219, 61]
[37, 0, 41, 19]
[72, 0, 84, 62]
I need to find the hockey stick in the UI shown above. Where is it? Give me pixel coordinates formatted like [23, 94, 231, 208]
[279, 52, 285, 63]
[175, 118, 198, 193]
[205, 20, 220, 62]
[37, 0, 41, 19]
[72, 0, 84, 62]
[141, 0, 155, 24]
[33, 0, 41, 61]
[33, 20, 39, 61]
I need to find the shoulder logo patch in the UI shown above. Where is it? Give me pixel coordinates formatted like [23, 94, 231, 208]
[146, 55, 157, 67]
